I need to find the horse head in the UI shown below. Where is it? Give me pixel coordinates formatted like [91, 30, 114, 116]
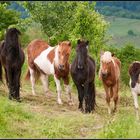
[76, 39, 89, 70]
[56, 41, 71, 71]
[100, 51, 113, 79]
[129, 62, 140, 88]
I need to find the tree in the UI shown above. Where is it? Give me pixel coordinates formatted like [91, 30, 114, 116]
[0, 2, 20, 40]
[21, 1, 108, 55]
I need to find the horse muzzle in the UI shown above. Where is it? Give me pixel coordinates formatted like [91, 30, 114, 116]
[101, 72, 108, 79]
[58, 64, 65, 71]
[77, 65, 84, 70]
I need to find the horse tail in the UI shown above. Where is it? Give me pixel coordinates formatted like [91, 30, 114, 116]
[25, 69, 30, 80]
[92, 82, 96, 110]
[25, 67, 40, 81]
[0, 60, 2, 82]
[0, 41, 4, 82]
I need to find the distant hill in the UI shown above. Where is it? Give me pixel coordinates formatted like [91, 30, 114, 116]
[95, 1, 140, 19]
[8, 2, 29, 19]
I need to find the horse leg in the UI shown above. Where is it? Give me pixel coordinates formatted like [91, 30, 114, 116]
[88, 82, 96, 113]
[7, 67, 14, 100]
[63, 76, 74, 105]
[29, 67, 36, 95]
[104, 84, 111, 114]
[3, 68, 8, 87]
[131, 90, 139, 120]
[113, 82, 119, 113]
[40, 74, 51, 97]
[54, 75, 62, 104]
[75, 83, 84, 112]
[14, 70, 21, 102]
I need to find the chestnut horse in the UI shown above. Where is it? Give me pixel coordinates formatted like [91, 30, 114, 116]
[0, 28, 25, 101]
[129, 61, 140, 119]
[25, 39, 73, 105]
[99, 51, 121, 114]
[71, 40, 96, 113]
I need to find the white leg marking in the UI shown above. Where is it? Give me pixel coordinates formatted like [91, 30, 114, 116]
[54, 75, 63, 104]
[107, 104, 111, 115]
[40, 74, 49, 95]
[64, 84, 74, 105]
[132, 91, 139, 109]
[29, 68, 36, 95]
[132, 90, 139, 120]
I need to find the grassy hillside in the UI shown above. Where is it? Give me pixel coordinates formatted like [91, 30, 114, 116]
[0, 75, 140, 138]
[106, 17, 140, 48]
[0, 53, 140, 138]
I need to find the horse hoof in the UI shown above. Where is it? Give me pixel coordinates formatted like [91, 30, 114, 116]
[16, 98, 22, 102]
[78, 108, 84, 113]
[45, 92, 52, 98]
[58, 100, 63, 105]
[68, 100, 74, 106]
[8, 95, 13, 100]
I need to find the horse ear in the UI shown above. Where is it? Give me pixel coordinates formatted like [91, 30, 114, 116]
[86, 40, 89, 45]
[77, 39, 81, 44]
[58, 42, 61, 45]
[100, 50, 104, 57]
[112, 53, 115, 57]
[68, 41, 71, 46]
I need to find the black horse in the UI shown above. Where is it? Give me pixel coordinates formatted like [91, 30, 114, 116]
[70, 39, 96, 113]
[0, 28, 25, 101]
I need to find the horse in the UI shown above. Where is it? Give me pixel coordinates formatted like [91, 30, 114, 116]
[70, 39, 96, 113]
[0, 28, 25, 101]
[25, 39, 73, 105]
[129, 61, 140, 119]
[99, 51, 121, 114]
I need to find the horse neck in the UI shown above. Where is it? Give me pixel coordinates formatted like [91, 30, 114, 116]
[5, 34, 20, 51]
[110, 59, 120, 81]
[54, 45, 59, 66]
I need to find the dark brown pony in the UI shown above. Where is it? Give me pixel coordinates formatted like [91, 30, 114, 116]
[99, 51, 121, 114]
[0, 28, 25, 101]
[71, 40, 96, 113]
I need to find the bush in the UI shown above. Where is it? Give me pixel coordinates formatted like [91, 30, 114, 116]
[128, 30, 136, 36]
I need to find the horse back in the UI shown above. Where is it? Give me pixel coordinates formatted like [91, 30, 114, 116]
[113, 57, 121, 69]
[27, 39, 49, 66]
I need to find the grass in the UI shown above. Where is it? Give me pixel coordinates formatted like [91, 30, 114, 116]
[106, 17, 140, 48]
[0, 76, 140, 138]
[0, 50, 138, 138]
[1, 16, 140, 138]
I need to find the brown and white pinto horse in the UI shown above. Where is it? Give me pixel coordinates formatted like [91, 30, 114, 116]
[99, 51, 121, 114]
[129, 61, 140, 119]
[26, 39, 73, 105]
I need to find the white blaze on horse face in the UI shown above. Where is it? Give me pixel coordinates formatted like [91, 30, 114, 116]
[54, 46, 59, 67]
[34, 46, 55, 75]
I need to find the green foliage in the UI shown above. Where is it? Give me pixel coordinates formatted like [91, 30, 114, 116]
[97, 113, 140, 138]
[21, 1, 108, 57]
[0, 2, 20, 40]
[128, 30, 136, 36]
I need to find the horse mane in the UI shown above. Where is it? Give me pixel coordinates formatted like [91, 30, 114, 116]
[4, 28, 21, 50]
[129, 62, 140, 78]
[101, 51, 112, 63]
